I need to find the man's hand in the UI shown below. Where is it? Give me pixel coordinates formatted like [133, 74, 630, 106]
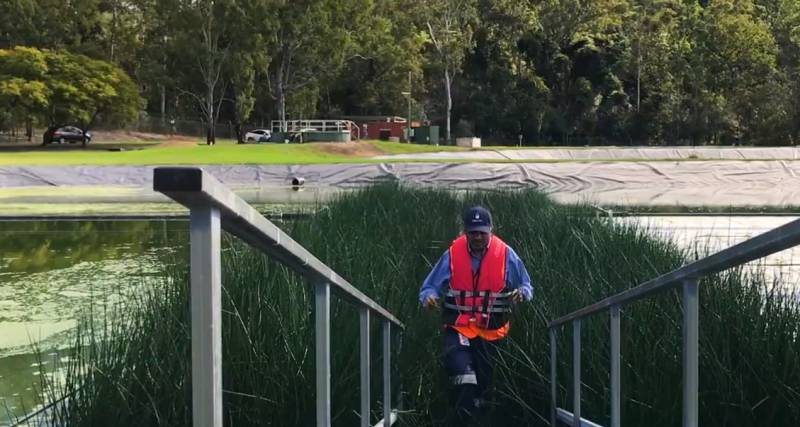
[511, 289, 524, 304]
[424, 295, 440, 311]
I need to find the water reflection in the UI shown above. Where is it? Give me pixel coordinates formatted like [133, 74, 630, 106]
[616, 216, 800, 288]
[0, 220, 188, 425]
[0, 221, 178, 275]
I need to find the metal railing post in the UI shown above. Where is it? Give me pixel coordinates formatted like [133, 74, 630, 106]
[154, 168, 406, 427]
[550, 328, 557, 427]
[683, 278, 699, 427]
[610, 306, 621, 427]
[316, 282, 331, 427]
[360, 308, 371, 427]
[190, 207, 222, 427]
[383, 321, 391, 425]
[573, 319, 581, 427]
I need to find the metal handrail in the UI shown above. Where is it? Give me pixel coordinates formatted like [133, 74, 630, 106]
[344, 120, 361, 140]
[548, 217, 800, 427]
[154, 167, 403, 427]
[270, 119, 354, 134]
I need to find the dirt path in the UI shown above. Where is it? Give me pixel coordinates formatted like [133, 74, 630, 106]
[309, 141, 385, 157]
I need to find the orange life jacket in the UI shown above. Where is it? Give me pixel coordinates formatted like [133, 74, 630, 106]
[443, 235, 512, 341]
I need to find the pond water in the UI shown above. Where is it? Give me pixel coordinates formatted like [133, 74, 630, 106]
[0, 220, 188, 425]
[615, 215, 800, 288]
[1, 214, 799, 425]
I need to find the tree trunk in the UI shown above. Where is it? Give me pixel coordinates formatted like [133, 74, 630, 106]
[636, 39, 641, 112]
[160, 85, 166, 118]
[277, 65, 287, 134]
[234, 121, 243, 144]
[206, 84, 215, 145]
[445, 68, 452, 143]
[25, 117, 32, 142]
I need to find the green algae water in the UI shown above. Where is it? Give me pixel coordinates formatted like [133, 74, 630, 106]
[0, 220, 188, 425]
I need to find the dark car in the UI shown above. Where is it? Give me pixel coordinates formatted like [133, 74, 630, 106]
[42, 126, 92, 146]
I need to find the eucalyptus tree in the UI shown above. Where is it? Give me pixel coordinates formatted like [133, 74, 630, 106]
[0, 0, 39, 48]
[456, 0, 539, 143]
[327, 0, 428, 118]
[226, 0, 272, 143]
[97, 0, 146, 69]
[686, 0, 783, 144]
[512, 0, 630, 144]
[615, 0, 694, 144]
[165, 0, 242, 145]
[134, 0, 180, 118]
[755, 0, 800, 143]
[421, 0, 478, 142]
[267, 0, 364, 131]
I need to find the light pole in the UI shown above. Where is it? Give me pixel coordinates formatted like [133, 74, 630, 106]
[401, 91, 411, 143]
[402, 71, 412, 143]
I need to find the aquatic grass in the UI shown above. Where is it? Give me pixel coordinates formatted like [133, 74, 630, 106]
[29, 184, 800, 426]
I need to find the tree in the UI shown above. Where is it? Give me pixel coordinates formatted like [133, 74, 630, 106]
[267, 0, 361, 132]
[327, 0, 428, 118]
[45, 49, 142, 130]
[225, 0, 271, 143]
[163, 0, 236, 145]
[0, 46, 50, 139]
[0, 47, 142, 140]
[455, 0, 539, 143]
[686, 0, 784, 144]
[0, 0, 40, 48]
[229, 52, 259, 143]
[422, 0, 478, 142]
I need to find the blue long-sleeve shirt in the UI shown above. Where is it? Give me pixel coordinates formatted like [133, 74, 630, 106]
[419, 241, 533, 304]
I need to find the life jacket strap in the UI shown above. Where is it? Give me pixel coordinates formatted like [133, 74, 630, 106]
[445, 290, 514, 298]
[443, 302, 511, 313]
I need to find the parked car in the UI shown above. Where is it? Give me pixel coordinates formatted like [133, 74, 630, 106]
[42, 125, 91, 146]
[243, 129, 272, 143]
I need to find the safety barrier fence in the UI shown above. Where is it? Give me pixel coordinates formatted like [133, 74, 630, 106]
[152, 167, 404, 427]
[548, 217, 800, 426]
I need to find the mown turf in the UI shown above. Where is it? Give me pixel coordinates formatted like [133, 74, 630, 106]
[0, 140, 467, 166]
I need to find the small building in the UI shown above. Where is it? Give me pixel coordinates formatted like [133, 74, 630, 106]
[341, 116, 421, 141]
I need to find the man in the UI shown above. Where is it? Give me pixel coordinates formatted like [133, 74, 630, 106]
[419, 206, 533, 425]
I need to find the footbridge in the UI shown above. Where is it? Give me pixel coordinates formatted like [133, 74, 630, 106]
[12, 167, 800, 427]
[154, 167, 402, 427]
[548, 211, 800, 426]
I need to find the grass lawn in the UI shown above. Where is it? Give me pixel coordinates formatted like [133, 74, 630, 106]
[0, 139, 466, 166]
[2, 137, 786, 166]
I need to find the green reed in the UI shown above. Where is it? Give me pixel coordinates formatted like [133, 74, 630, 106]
[30, 184, 800, 426]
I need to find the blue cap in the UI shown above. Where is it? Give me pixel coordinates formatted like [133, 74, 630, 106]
[463, 206, 492, 233]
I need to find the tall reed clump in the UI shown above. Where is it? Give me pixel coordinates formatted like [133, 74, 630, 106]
[34, 184, 800, 426]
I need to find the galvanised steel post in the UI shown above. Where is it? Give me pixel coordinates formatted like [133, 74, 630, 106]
[360, 308, 371, 427]
[383, 321, 392, 425]
[190, 207, 222, 427]
[315, 282, 331, 427]
[683, 278, 699, 427]
[610, 306, 621, 427]
[550, 328, 557, 427]
[573, 319, 581, 427]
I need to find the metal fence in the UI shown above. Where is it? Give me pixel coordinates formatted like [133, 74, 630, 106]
[548, 217, 800, 427]
[154, 167, 404, 427]
[93, 116, 271, 139]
